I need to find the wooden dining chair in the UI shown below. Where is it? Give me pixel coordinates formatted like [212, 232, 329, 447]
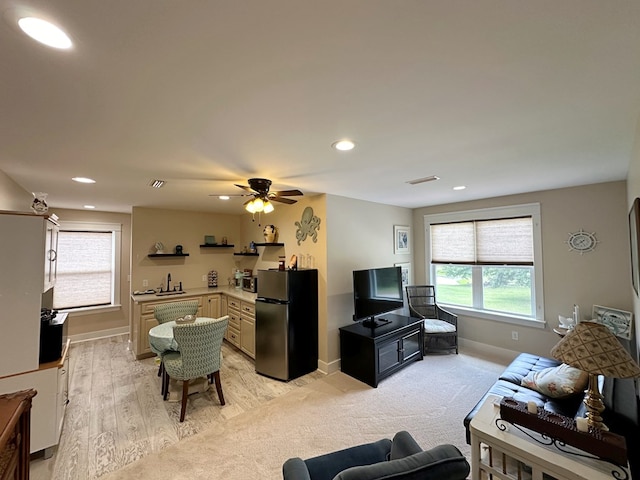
[162, 316, 229, 422]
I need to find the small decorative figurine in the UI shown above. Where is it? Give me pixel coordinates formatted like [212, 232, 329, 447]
[263, 224, 277, 243]
[31, 192, 48, 214]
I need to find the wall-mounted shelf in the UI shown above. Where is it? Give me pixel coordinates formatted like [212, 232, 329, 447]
[148, 253, 190, 257]
[199, 244, 235, 248]
[254, 242, 284, 247]
[234, 252, 259, 256]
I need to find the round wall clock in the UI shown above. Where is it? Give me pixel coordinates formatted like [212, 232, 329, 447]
[566, 229, 598, 254]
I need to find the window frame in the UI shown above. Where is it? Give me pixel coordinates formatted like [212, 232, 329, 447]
[424, 203, 545, 328]
[54, 221, 122, 315]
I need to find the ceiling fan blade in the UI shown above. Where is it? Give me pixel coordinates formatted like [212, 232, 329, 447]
[271, 189, 303, 197]
[208, 193, 252, 197]
[270, 197, 297, 205]
[235, 184, 255, 193]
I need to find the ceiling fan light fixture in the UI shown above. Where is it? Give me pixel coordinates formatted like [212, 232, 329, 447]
[218, 195, 230, 200]
[263, 201, 274, 213]
[245, 199, 257, 213]
[252, 197, 265, 212]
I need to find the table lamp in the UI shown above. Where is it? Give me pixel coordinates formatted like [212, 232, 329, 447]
[550, 321, 640, 431]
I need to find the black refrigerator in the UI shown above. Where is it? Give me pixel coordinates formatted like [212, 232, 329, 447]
[255, 268, 318, 381]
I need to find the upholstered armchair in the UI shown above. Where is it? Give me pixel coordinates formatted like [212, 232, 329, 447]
[282, 431, 469, 480]
[405, 285, 458, 354]
[162, 316, 229, 422]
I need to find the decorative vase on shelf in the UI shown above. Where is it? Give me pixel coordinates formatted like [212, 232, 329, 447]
[31, 192, 48, 214]
[263, 224, 277, 243]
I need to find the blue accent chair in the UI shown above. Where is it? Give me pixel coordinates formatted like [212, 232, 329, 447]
[282, 431, 469, 480]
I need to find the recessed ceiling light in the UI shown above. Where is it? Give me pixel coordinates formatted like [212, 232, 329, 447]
[332, 140, 355, 151]
[83, 205, 96, 209]
[72, 177, 96, 184]
[18, 17, 72, 50]
[453, 185, 466, 191]
[219, 196, 230, 200]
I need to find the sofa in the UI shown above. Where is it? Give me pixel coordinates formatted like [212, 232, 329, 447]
[463, 352, 640, 479]
[282, 431, 470, 480]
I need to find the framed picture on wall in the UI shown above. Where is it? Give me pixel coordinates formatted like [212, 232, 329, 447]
[629, 198, 640, 296]
[394, 225, 411, 254]
[592, 305, 633, 340]
[395, 262, 411, 286]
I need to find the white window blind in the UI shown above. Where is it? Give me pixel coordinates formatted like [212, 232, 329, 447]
[431, 216, 533, 265]
[54, 230, 113, 309]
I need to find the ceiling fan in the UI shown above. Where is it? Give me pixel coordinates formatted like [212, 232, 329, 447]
[211, 178, 303, 213]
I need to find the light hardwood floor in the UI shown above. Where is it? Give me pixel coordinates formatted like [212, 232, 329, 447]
[30, 334, 324, 479]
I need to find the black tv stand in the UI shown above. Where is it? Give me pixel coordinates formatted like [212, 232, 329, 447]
[361, 317, 391, 328]
[339, 314, 424, 387]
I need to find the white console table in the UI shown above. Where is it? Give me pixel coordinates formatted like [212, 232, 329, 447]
[469, 395, 630, 480]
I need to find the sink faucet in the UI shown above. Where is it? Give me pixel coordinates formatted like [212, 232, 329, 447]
[167, 273, 172, 292]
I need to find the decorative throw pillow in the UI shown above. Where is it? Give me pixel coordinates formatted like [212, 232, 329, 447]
[521, 364, 588, 398]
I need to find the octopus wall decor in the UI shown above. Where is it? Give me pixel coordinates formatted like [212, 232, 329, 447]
[295, 206, 321, 245]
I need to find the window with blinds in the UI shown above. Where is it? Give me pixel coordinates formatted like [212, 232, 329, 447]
[424, 204, 544, 325]
[431, 217, 533, 265]
[52, 222, 121, 311]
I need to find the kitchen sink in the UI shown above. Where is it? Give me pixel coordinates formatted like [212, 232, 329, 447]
[155, 291, 187, 296]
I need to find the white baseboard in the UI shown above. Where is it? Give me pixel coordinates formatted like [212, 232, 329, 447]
[459, 337, 520, 365]
[69, 326, 129, 344]
[318, 358, 341, 375]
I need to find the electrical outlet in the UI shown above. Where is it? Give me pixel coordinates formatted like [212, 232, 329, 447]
[511, 331, 519, 341]
[202, 275, 207, 282]
[142, 279, 148, 287]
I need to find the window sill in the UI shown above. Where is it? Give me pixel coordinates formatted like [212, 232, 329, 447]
[441, 304, 546, 329]
[60, 304, 122, 316]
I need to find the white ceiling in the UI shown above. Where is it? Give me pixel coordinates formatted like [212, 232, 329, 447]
[1, 1, 640, 215]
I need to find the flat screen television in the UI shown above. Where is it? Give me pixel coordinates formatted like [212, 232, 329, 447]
[353, 266, 404, 327]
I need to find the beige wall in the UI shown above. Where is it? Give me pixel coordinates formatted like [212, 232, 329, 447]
[130, 207, 242, 292]
[325, 195, 413, 370]
[413, 181, 631, 357]
[54, 208, 132, 337]
[0, 170, 32, 211]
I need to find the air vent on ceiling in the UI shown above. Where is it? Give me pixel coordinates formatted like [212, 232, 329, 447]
[406, 175, 440, 185]
[149, 179, 166, 188]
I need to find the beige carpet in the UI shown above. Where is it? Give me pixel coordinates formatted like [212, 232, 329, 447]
[102, 352, 506, 480]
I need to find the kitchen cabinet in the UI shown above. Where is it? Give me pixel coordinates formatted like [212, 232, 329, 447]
[240, 301, 255, 359]
[205, 294, 221, 318]
[0, 212, 58, 378]
[226, 297, 242, 349]
[0, 340, 70, 456]
[44, 217, 59, 292]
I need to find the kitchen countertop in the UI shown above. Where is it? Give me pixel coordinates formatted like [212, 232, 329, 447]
[131, 285, 257, 303]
